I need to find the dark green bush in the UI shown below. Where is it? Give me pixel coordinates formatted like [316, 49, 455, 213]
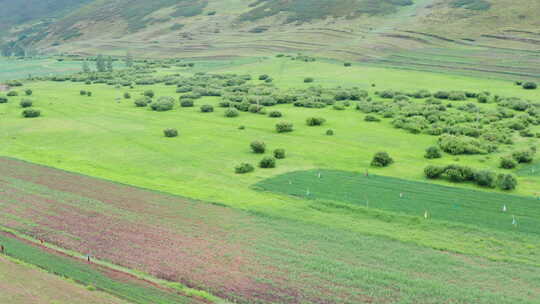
[144, 90, 155, 98]
[259, 74, 269, 80]
[274, 148, 286, 159]
[371, 152, 393, 167]
[124, 92, 131, 99]
[0, 96, 7, 103]
[19, 99, 33, 108]
[497, 174, 517, 190]
[344, 62, 352, 67]
[268, 110, 282, 118]
[326, 129, 334, 136]
[22, 108, 40, 118]
[150, 97, 174, 111]
[200, 104, 214, 113]
[304, 77, 314, 83]
[424, 146, 442, 159]
[364, 115, 380, 122]
[7, 91, 18, 96]
[180, 99, 194, 107]
[235, 163, 255, 174]
[163, 128, 178, 137]
[523, 82, 537, 90]
[134, 97, 151, 107]
[276, 121, 294, 133]
[250, 141, 266, 153]
[87, 91, 92, 97]
[499, 157, 517, 169]
[225, 108, 239, 117]
[25, 89, 32, 96]
[434, 91, 450, 99]
[306, 117, 326, 126]
[80, 90, 87, 96]
[424, 165, 445, 179]
[512, 150, 535, 163]
[474, 170, 497, 188]
[259, 156, 276, 168]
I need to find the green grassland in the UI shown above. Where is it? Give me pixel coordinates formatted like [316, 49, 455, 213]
[0, 57, 83, 81]
[1, 57, 539, 265]
[1, 57, 540, 302]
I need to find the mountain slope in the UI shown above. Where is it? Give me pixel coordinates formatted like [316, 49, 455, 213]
[1, 0, 539, 78]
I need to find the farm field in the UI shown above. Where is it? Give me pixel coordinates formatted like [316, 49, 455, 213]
[1, 157, 540, 304]
[0, 255, 128, 304]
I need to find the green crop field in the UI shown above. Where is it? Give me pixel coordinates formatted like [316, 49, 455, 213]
[256, 169, 540, 234]
[1, 55, 540, 303]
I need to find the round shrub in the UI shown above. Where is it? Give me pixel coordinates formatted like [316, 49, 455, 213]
[144, 90, 155, 98]
[344, 62, 352, 67]
[274, 148, 286, 159]
[276, 121, 294, 133]
[364, 115, 380, 122]
[248, 104, 264, 113]
[150, 97, 174, 111]
[304, 77, 314, 83]
[268, 110, 282, 118]
[434, 91, 450, 99]
[87, 91, 92, 97]
[7, 91, 18, 96]
[523, 82, 537, 90]
[19, 99, 33, 108]
[259, 157, 276, 168]
[424, 165, 444, 179]
[235, 163, 254, 174]
[250, 141, 266, 153]
[446, 168, 465, 182]
[124, 92, 131, 99]
[134, 97, 151, 107]
[25, 89, 32, 96]
[200, 104, 214, 113]
[0, 96, 7, 103]
[225, 108, 239, 117]
[259, 74, 269, 80]
[306, 117, 326, 126]
[497, 174, 517, 190]
[512, 150, 535, 163]
[474, 170, 497, 188]
[163, 128, 178, 138]
[371, 152, 393, 167]
[424, 146, 442, 159]
[22, 108, 40, 118]
[500, 157, 517, 169]
[80, 90, 87, 96]
[326, 129, 334, 136]
[180, 99, 194, 107]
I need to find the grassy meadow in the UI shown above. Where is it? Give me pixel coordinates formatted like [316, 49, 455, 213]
[1, 56, 540, 302]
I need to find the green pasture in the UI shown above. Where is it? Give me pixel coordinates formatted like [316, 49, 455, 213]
[1, 57, 539, 268]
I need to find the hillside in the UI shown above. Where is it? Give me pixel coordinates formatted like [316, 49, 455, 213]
[1, 0, 539, 78]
